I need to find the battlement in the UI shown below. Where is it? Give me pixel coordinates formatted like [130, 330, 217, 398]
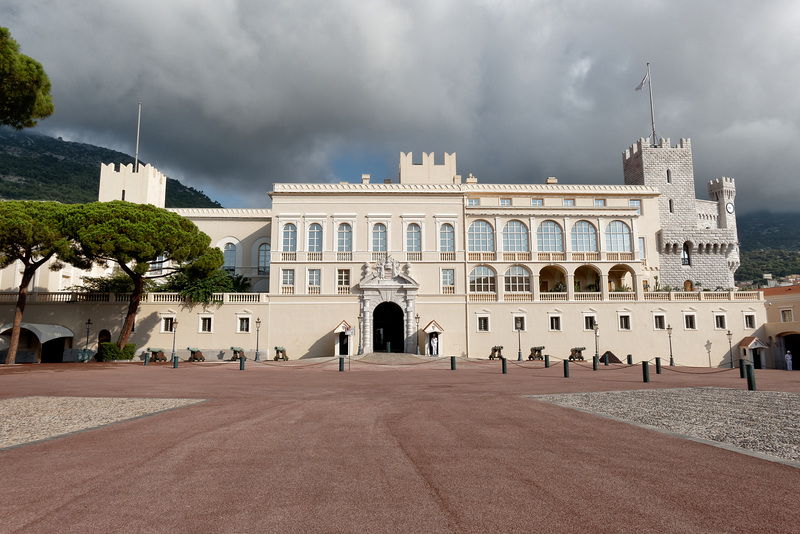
[98, 162, 166, 207]
[708, 176, 735, 188]
[398, 152, 460, 184]
[623, 137, 692, 161]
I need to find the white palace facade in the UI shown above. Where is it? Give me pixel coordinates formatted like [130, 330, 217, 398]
[0, 137, 775, 367]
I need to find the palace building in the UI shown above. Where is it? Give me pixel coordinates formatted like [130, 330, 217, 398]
[1, 137, 773, 367]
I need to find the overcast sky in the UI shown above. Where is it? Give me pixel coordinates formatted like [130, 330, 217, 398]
[4, 1, 799, 212]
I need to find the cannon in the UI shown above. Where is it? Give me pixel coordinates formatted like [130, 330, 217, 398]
[489, 345, 504, 360]
[187, 347, 205, 362]
[274, 346, 289, 361]
[147, 348, 167, 362]
[568, 347, 586, 361]
[528, 346, 545, 360]
[230, 346, 246, 361]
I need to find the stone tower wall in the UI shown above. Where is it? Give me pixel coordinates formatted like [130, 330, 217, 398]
[623, 137, 739, 290]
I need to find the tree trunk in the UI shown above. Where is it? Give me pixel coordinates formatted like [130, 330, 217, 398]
[5, 270, 33, 365]
[116, 275, 143, 349]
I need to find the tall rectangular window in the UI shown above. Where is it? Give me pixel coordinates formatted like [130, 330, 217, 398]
[337, 269, 350, 294]
[654, 315, 666, 330]
[200, 317, 212, 333]
[282, 269, 295, 287]
[238, 317, 250, 333]
[477, 316, 490, 332]
[638, 237, 646, 259]
[684, 314, 697, 330]
[308, 269, 321, 293]
[442, 269, 455, 294]
[549, 316, 561, 331]
[619, 315, 631, 331]
[629, 199, 641, 215]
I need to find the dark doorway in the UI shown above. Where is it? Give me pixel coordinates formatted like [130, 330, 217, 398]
[782, 334, 800, 370]
[373, 302, 404, 353]
[41, 338, 66, 363]
[98, 329, 111, 345]
[338, 332, 348, 356]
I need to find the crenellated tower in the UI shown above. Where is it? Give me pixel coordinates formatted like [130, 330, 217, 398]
[623, 137, 739, 290]
[98, 162, 166, 208]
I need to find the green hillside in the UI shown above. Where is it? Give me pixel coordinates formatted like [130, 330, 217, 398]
[0, 128, 222, 208]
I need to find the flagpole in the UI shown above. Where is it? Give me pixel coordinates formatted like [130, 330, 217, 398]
[134, 102, 141, 172]
[646, 63, 657, 144]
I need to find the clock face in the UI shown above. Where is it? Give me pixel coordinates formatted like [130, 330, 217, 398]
[726, 202, 735, 214]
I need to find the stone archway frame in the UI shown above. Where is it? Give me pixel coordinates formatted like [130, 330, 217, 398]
[358, 256, 419, 354]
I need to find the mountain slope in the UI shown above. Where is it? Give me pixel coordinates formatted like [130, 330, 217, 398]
[0, 128, 222, 208]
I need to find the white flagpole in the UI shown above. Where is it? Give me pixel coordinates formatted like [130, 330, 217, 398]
[646, 63, 657, 143]
[134, 102, 142, 172]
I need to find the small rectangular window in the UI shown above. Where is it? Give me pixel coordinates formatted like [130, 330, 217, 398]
[500, 198, 511, 207]
[531, 198, 543, 207]
[467, 198, 479, 206]
[563, 199, 575, 207]
[619, 315, 631, 331]
[629, 199, 641, 215]
[549, 316, 561, 331]
[238, 317, 250, 333]
[201, 317, 212, 333]
[594, 199, 606, 207]
[282, 269, 295, 286]
[639, 237, 646, 259]
[514, 316, 526, 331]
[714, 314, 727, 330]
[654, 315, 666, 330]
[781, 309, 793, 322]
[684, 314, 696, 330]
[477, 316, 490, 332]
[162, 317, 175, 333]
[584, 316, 596, 331]
[744, 314, 756, 329]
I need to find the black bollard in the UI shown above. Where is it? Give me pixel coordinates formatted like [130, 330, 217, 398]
[173, 354, 178, 369]
[604, 353, 609, 366]
[655, 357, 662, 374]
[144, 354, 149, 366]
[545, 354, 550, 368]
[642, 361, 649, 383]
[739, 359, 746, 379]
[240, 356, 245, 371]
[746, 364, 756, 391]
[593, 355, 598, 371]
[627, 354, 633, 365]
[339, 357, 344, 372]
[563, 359, 569, 378]
[450, 356, 456, 371]
[502, 357, 507, 374]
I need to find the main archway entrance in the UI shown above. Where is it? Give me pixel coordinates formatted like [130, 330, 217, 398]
[373, 301, 404, 353]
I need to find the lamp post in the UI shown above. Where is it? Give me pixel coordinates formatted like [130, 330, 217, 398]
[726, 330, 733, 368]
[415, 312, 420, 355]
[516, 317, 523, 361]
[255, 317, 261, 362]
[667, 324, 674, 366]
[357, 313, 363, 355]
[594, 322, 600, 361]
[85, 319, 92, 350]
[171, 320, 179, 362]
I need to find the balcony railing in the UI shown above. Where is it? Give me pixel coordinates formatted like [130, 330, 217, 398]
[406, 252, 422, 262]
[440, 252, 456, 262]
[503, 252, 531, 261]
[281, 252, 296, 261]
[442, 285, 455, 295]
[281, 286, 295, 295]
[540, 292, 567, 301]
[468, 293, 497, 302]
[308, 286, 321, 295]
[574, 292, 601, 301]
[504, 293, 533, 302]
[468, 252, 496, 262]
[337, 286, 351, 295]
[307, 252, 322, 262]
[337, 252, 352, 262]
[538, 252, 566, 261]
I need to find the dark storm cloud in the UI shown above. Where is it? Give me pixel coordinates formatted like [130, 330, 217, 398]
[4, 0, 799, 210]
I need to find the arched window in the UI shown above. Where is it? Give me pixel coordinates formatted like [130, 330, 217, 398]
[337, 223, 352, 252]
[407, 223, 421, 252]
[223, 243, 236, 272]
[537, 221, 563, 252]
[308, 223, 322, 252]
[503, 221, 529, 252]
[505, 266, 531, 292]
[682, 242, 691, 265]
[469, 266, 496, 292]
[258, 243, 270, 275]
[605, 221, 632, 252]
[468, 221, 495, 252]
[440, 223, 455, 252]
[571, 221, 597, 252]
[372, 223, 387, 252]
[282, 223, 297, 252]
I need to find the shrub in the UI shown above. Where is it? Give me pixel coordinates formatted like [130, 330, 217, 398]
[99, 342, 136, 360]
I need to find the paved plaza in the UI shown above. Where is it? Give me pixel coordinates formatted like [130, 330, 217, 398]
[1, 358, 799, 533]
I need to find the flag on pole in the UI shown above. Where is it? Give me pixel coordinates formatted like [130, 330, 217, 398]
[635, 70, 649, 91]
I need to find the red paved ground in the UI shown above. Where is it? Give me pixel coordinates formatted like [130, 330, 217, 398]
[1, 360, 799, 533]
